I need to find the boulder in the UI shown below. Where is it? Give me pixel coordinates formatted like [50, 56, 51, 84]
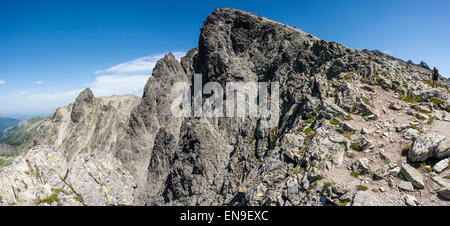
[405, 128, 420, 139]
[352, 158, 370, 174]
[405, 194, 420, 206]
[398, 181, 414, 192]
[433, 158, 449, 173]
[409, 134, 450, 162]
[419, 89, 447, 103]
[400, 164, 425, 189]
[352, 191, 381, 206]
[389, 102, 402, 111]
[437, 188, 450, 200]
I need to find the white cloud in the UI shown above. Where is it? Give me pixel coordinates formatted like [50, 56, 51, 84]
[0, 52, 186, 116]
[90, 74, 151, 97]
[36, 81, 44, 85]
[90, 51, 185, 97]
[0, 89, 82, 116]
[0, 80, 5, 84]
[95, 52, 185, 74]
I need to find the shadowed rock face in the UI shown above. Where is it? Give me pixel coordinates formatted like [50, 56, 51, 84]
[113, 8, 450, 206]
[2, 8, 450, 206]
[71, 88, 94, 123]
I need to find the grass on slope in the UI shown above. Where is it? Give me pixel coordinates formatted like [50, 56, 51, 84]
[0, 117, 44, 147]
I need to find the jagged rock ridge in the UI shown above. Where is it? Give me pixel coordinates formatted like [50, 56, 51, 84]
[1, 8, 450, 206]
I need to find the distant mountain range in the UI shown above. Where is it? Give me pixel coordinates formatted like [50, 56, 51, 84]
[0, 117, 20, 135]
[0, 116, 45, 147]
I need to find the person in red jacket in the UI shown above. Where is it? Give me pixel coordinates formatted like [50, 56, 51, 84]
[432, 67, 439, 88]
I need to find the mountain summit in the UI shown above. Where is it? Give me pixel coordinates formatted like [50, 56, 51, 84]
[1, 8, 449, 206]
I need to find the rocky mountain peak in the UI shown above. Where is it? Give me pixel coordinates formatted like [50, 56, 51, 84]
[71, 88, 95, 123]
[76, 88, 94, 104]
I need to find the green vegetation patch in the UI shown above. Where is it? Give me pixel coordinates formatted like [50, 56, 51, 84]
[431, 97, 445, 106]
[356, 185, 368, 191]
[305, 115, 317, 124]
[304, 127, 314, 134]
[322, 182, 332, 192]
[329, 119, 340, 126]
[350, 142, 361, 151]
[415, 113, 427, 120]
[350, 170, 359, 178]
[426, 116, 435, 125]
[0, 116, 44, 147]
[0, 158, 14, 168]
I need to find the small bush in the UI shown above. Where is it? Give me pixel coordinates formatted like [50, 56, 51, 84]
[351, 103, 360, 113]
[337, 201, 349, 206]
[415, 113, 427, 120]
[357, 185, 368, 191]
[350, 142, 361, 151]
[322, 182, 332, 191]
[415, 96, 422, 102]
[329, 119, 340, 126]
[75, 194, 84, 203]
[305, 115, 317, 124]
[399, 94, 421, 104]
[431, 97, 445, 106]
[304, 127, 314, 134]
[350, 170, 359, 178]
[345, 114, 353, 120]
[419, 161, 427, 167]
[0, 159, 13, 168]
[418, 107, 431, 114]
[426, 116, 435, 125]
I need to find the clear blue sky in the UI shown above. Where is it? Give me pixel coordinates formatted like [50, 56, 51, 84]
[1, 0, 449, 118]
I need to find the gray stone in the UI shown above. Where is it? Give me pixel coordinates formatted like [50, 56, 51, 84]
[361, 128, 371, 135]
[398, 181, 414, 192]
[409, 134, 450, 162]
[431, 176, 450, 188]
[405, 195, 419, 206]
[352, 191, 381, 206]
[437, 188, 450, 200]
[389, 102, 402, 111]
[433, 159, 449, 173]
[389, 167, 401, 177]
[405, 128, 420, 139]
[400, 164, 425, 189]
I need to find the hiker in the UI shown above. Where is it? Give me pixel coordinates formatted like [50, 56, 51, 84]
[432, 67, 439, 87]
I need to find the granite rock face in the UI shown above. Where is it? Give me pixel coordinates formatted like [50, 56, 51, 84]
[29, 92, 140, 160]
[0, 146, 135, 206]
[409, 134, 450, 162]
[0, 91, 141, 206]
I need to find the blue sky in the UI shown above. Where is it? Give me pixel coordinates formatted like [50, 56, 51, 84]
[1, 0, 449, 118]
